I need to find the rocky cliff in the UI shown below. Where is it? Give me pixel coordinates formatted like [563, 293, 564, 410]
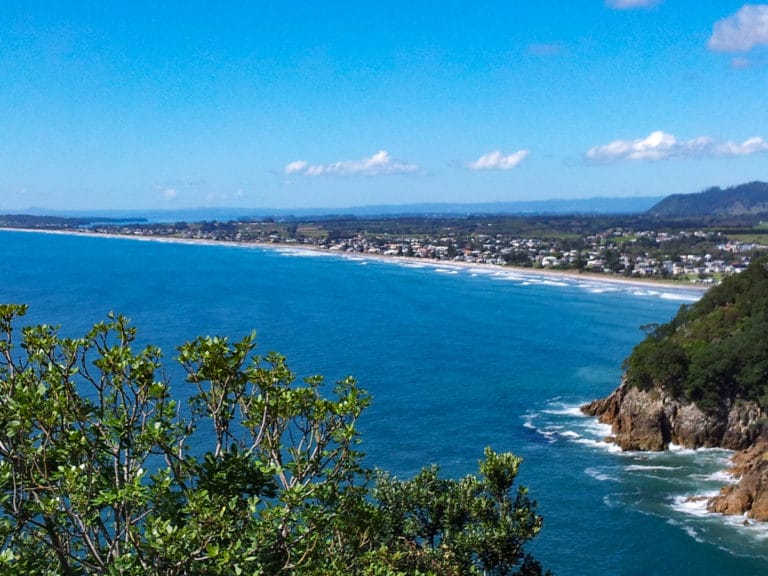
[581, 259, 768, 520]
[581, 381, 768, 520]
[581, 380, 764, 452]
[708, 440, 768, 521]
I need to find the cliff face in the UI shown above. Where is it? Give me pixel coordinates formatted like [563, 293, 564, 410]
[582, 381, 767, 519]
[581, 381, 764, 451]
[708, 440, 768, 521]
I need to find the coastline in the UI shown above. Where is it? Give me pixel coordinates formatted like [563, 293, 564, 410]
[9, 225, 767, 564]
[1, 226, 710, 294]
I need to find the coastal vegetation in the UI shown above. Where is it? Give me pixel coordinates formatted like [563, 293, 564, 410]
[623, 257, 768, 413]
[0, 304, 548, 575]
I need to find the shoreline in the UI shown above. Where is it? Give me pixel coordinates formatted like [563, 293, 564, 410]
[1, 226, 710, 294]
[574, 403, 766, 528]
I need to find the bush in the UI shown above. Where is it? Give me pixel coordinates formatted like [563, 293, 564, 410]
[0, 304, 548, 575]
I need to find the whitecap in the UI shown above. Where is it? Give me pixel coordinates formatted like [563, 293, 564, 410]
[542, 405, 587, 417]
[573, 437, 623, 453]
[278, 249, 332, 259]
[585, 467, 619, 482]
[668, 443, 698, 455]
[585, 284, 621, 294]
[535, 429, 558, 443]
[660, 292, 702, 303]
[670, 493, 721, 518]
[667, 519, 706, 543]
[684, 525, 704, 542]
[521, 413, 537, 429]
[625, 464, 683, 472]
[691, 470, 739, 484]
[581, 419, 613, 438]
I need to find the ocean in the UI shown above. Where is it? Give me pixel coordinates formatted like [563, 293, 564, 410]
[1, 229, 766, 575]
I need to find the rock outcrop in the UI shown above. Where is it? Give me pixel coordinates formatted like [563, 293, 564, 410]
[582, 381, 768, 519]
[708, 440, 768, 521]
[582, 380, 763, 451]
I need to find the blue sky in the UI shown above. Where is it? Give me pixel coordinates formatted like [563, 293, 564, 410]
[1, 1, 767, 211]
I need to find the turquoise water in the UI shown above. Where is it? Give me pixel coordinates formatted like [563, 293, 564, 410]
[1, 230, 767, 575]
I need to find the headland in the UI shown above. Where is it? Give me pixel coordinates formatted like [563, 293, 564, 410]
[582, 257, 768, 521]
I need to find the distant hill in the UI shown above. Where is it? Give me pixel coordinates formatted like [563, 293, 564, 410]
[15, 196, 661, 222]
[0, 214, 145, 229]
[647, 181, 768, 218]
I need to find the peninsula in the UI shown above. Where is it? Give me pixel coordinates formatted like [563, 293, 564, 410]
[583, 257, 768, 520]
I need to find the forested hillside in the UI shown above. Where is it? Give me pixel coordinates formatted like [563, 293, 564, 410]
[647, 181, 768, 218]
[623, 257, 768, 412]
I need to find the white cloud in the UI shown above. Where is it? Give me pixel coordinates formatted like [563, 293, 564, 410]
[283, 150, 418, 177]
[284, 160, 309, 175]
[714, 136, 768, 156]
[605, 0, 660, 9]
[708, 4, 768, 52]
[162, 187, 178, 200]
[466, 150, 530, 171]
[586, 131, 768, 162]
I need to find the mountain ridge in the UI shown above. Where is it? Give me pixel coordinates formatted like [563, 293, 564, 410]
[647, 181, 768, 218]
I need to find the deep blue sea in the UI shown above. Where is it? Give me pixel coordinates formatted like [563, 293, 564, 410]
[2, 229, 767, 575]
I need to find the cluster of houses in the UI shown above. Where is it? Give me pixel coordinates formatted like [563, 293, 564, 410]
[90, 220, 764, 284]
[322, 229, 761, 283]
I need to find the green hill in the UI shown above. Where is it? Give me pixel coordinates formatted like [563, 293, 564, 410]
[647, 181, 768, 218]
[623, 256, 768, 412]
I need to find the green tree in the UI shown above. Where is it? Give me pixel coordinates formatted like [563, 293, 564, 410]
[0, 305, 548, 575]
[623, 257, 768, 413]
[374, 448, 548, 576]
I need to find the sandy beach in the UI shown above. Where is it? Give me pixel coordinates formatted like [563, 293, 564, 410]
[2, 226, 711, 294]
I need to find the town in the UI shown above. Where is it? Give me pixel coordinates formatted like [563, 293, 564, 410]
[78, 214, 768, 285]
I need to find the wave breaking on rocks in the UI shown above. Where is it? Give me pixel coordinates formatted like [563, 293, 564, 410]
[582, 380, 768, 520]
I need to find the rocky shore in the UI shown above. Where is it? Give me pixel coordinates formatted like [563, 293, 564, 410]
[582, 381, 768, 521]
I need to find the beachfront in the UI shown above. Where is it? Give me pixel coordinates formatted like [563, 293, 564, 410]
[3, 226, 710, 295]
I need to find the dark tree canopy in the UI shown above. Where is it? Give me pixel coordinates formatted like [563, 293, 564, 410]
[0, 305, 548, 575]
[623, 257, 768, 412]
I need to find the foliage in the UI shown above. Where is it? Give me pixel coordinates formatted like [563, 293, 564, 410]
[0, 305, 547, 575]
[623, 257, 768, 412]
[373, 449, 547, 576]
